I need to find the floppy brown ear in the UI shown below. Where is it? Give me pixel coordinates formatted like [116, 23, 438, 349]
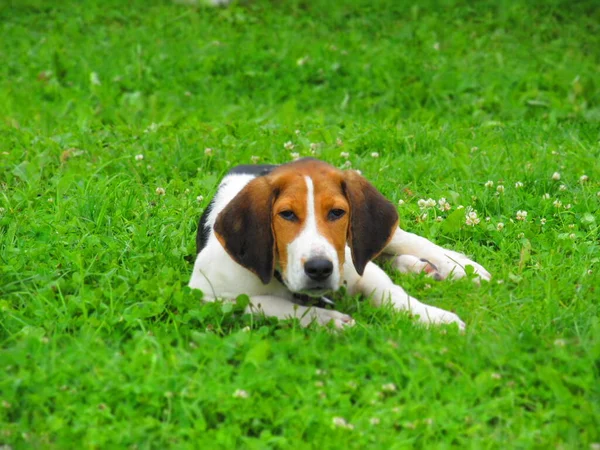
[214, 178, 275, 284]
[342, 170, 399, 275]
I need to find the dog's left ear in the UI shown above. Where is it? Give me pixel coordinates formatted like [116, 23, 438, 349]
[342, 170, 399, 275]
[214, 177, 275, 284]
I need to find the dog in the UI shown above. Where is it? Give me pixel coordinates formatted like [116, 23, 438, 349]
[189, 158, 491, 329]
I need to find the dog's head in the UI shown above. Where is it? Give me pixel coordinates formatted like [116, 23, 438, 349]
[214, 158, 398, 296]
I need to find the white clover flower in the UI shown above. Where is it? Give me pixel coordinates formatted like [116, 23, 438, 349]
[342, 161, 352, 169]
[336, 138, 344, 146]
[204, 147, 214, 156]
[542, 193, 550, 200]
[340, 151, 350, 159]
[540, 218, 547, 225]
[517, 232, 525, 238]
[398, 199, 405, 205]
[196, 195, 204, 202]
[579, 175, 589, 183]
[435, 216, 443, 222]
[471, 146, 479, 152]
[515, 181, 523, 189]
[553, 199, 562, 208]
[568, 224, 575, 229]
[296, 56, 309, 66]
[184, 188, 190, 194]
[565, 203, 572, 210]
[290, 152, 300, 161]
[284, 141, 295, 150]
[369, 417, 381, 425]
[484, 180, 494, 188]
[496, 185, 505, 193]
[491, 373, 502, 380]
[381, 383, 397, 392]
[135, 154, 144, 161]
[295, 129, 301, 135]
[418, 198, 436, 209]
[433, 42, 440, 51]
[554, 339, 566, 347]
[155, 187, 166, 195]
[552, 172, 561, 181]
[569, 233, 576, 240]
[310, 142, 320, 152]
[420, 213, 428, 221]
[250, 155, 260, 164]
[497, 222, 504, 231]
[90, 72, 101, 86]
[47, 198, 54, 203]
[559, 184, 567, 191]
[485, 216, 491, 222]
[516, 210, 527, 221]
[437, 198, 451, 211]
[144, 123, 159, 133]
[370, 152, 379, 158]
[233, 389, 249, 399]
[465, 210, 480, 226]
[332, 417, 354, 430]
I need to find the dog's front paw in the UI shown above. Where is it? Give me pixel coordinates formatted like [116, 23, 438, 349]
[301, 308, 355, 329]
[423, 248, 491, 283]
[416, 305, 466, 331]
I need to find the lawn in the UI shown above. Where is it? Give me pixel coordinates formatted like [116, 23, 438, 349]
[1, 0, 599, 448]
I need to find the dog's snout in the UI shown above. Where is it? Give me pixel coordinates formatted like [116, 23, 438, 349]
[304, 258, 333, 282]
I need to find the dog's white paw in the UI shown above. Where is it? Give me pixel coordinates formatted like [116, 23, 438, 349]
[302, 308, 355, 329]
[416, 305, 466, 331]
[421, 248, 491, 283]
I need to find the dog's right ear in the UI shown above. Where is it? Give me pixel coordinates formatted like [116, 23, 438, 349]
[214, 178, 275, 284]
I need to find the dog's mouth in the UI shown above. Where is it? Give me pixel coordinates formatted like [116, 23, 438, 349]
[298, 286, 330, 297]
[273, 270, 335, 302]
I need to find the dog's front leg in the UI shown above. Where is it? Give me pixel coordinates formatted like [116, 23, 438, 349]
[246, 295, 355, 329]
[383, 227, 491, 282]
[346, 261, 465, 329]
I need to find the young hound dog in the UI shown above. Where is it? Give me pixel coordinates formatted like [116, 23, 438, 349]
[189, 158, 491, 329]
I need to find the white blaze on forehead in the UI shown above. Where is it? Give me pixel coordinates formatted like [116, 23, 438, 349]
[304, 176, 317, 233]
[283, 176, 340, 293]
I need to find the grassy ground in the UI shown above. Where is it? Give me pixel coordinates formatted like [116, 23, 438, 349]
[1, 0, 600, 448]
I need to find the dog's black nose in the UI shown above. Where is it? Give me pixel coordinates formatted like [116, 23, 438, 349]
[304, 258, 333, 282]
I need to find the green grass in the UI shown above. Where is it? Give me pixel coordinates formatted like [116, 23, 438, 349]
[1, 0, 600, 448]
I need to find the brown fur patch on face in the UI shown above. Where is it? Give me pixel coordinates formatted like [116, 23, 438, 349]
[269, 172, 308, 276]
[312, 174, 349, 267]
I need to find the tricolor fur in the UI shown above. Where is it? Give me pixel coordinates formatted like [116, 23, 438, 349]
[190, 158, 491, 329]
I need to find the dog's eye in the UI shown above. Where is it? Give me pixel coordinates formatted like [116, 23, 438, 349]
[279, 210, 298, 222]
[328, 209, 346, 221]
